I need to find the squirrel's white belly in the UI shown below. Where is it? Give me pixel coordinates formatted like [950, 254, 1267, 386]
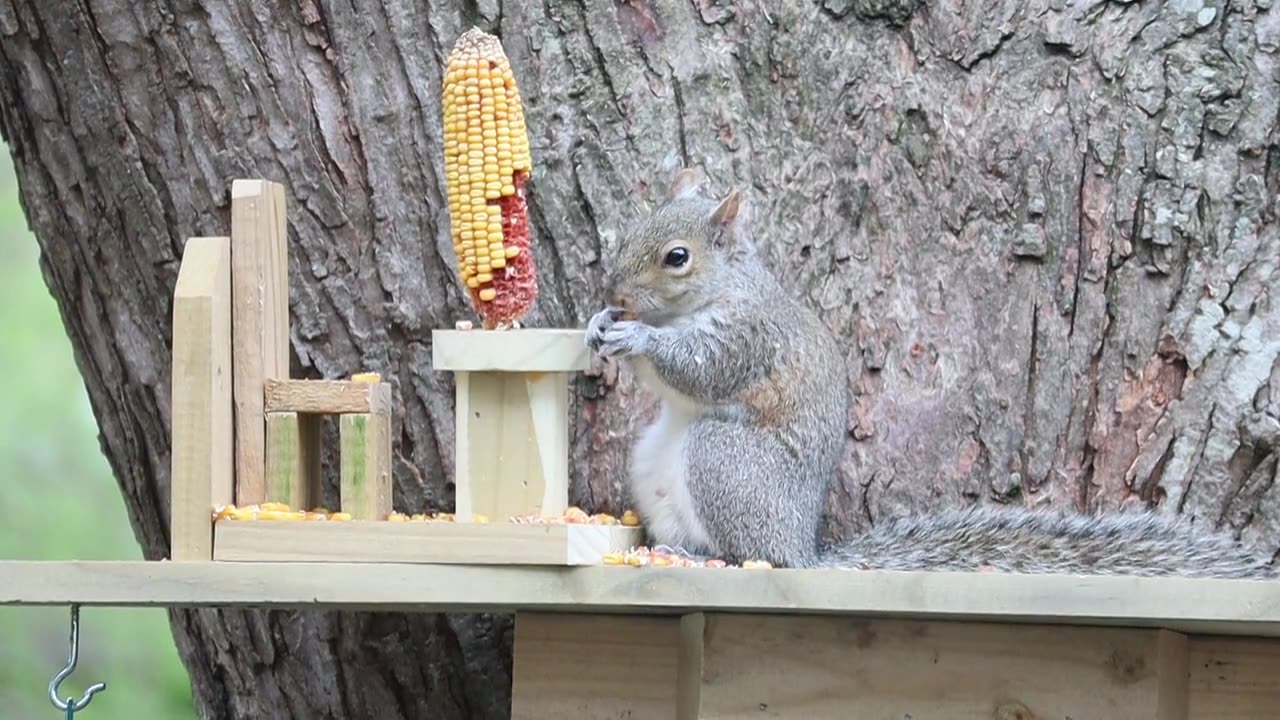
[628, 359, 717, 555]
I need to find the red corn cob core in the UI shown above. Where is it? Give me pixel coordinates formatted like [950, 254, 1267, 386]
[471, 171, 536, 327]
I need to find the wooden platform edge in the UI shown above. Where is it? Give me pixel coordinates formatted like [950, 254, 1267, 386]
[4, 562, 1280, 637]
[212, 521, 643, 565]
[432, 328, 589, 372]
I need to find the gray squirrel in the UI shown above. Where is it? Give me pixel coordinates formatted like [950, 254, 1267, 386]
[585, 168, 1277, 580]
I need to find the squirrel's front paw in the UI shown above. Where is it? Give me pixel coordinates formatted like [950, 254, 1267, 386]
[597, 320, 652, 358]
[585, 307, 620, 354]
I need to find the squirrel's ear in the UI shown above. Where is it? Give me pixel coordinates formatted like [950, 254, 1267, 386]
[669, 168, 705, 200]
[709, 190, 748, 248]
[711, 190, 741, 226]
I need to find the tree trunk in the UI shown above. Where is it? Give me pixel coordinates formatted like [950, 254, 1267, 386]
[2, 0, 1277, 716]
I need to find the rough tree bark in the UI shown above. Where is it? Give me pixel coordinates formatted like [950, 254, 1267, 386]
[2, 0, 1278, 717]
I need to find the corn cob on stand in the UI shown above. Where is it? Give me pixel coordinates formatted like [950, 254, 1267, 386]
[8, 28, 1280, 720]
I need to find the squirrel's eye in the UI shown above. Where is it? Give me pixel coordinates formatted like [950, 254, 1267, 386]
[663, 247, 690, 268]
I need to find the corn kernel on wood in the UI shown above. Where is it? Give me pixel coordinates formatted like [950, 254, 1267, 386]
[214, 503, 645, 529]
[601, 546, 771, 570]
[443, 29, 537, 328]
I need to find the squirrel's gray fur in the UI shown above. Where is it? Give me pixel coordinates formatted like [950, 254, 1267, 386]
[585, 168, 1276, 580]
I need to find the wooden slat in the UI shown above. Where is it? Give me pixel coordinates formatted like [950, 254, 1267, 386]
[432, 328, 589, 372]
[339, 412, 392, 520]
[454, 372, 569, 521]
[512, 613, 683, 719]
[678, 614, 705, 720]
[5, 564, 1280, 637]
[264, 378, 391, 414]
[1159, 630, 1191, 720]
[526, 372, 569, 518]
[169, 237, 234, 562]
[689, 615, 1190, 719]
[264, 412, 319, 510]
[1188, 635, 1280, 718]
[212, 521, 643, 565]
[231, 179, 289, 506]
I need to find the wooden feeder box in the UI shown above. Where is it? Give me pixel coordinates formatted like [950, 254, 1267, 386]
[166, 179, 640, 567]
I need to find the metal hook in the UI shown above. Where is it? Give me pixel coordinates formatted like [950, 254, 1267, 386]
[48, 605, 107, 713]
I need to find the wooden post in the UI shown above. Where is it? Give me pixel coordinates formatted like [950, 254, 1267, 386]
[339, 410, 392, 520]
[264, 412, 320, 510]
[169, 237, 233, 562]
[432, 329, 588, 521]
[230, 179, 288, 507]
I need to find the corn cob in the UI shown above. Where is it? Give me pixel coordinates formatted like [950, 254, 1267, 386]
[442, 28, 537, 328]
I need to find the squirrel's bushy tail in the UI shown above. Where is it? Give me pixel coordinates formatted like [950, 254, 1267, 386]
[819, 505, 1278, 580]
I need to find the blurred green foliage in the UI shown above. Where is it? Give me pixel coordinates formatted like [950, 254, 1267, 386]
[0, 144, 196, 718]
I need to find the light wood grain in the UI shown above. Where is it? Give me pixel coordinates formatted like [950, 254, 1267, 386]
[432, 328, 589, 372]
[212, 521, 643, 565]
[169, 237, 233, 562]
[264, 378, 391, 414]
[338, 412, 392, 520]
[230, 179, 289, 507]
[5, 564, 1280, 638]
[1188, 635, 1280, 718]
[691, 615, 1189, 719]
[454, 372, 569, 521]
[512, 613, 683, 720]
[1159, 630, 1191, 720]
[526, 372, 569, 518]
[678, 613, 705, 720]
[264, 412, 319, 510]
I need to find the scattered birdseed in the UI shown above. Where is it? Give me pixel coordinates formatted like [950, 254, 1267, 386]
[600, 545, 773, 569]
[215, 503, 641, 527]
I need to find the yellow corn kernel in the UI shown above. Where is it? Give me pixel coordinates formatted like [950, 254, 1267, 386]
[352, 372, 381, 383]
[478, 288, 496, 302]
[411, 513, 429, 522]
[475, 272, 493, 284]
[258, 510, 305, 521]
[621, 509, 641, 527]
[505, 246, 521, 259]
[230, 506, 258, 521]
[490, 256, 506, 270]
[261, 501, 291, 512]
[472, 513, 491, 523]
[331, 512, 353, 522]
[741, 560, 773, 570]
[601, 553, 625, 565]
[388, 512, 409, 522]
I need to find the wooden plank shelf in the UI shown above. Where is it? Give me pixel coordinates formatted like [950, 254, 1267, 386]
[5, 561, 1280, 637]
[212, 521, 643, 565]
